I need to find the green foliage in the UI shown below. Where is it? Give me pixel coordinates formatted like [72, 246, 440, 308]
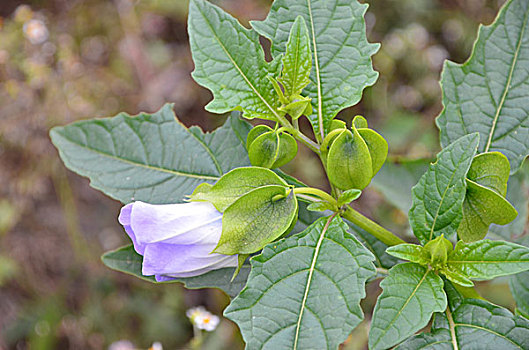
[279, 16, 312, 98]
[190, 167, 287, 211]
[215, 185, 298, 254]
[447, 239, 529, 281]
[368, 263, 447, 350]
[101, 245, 250, 298]
[409, 133, 479, 244]
[188, 0, 282, 121]
[430, 282, 529, 349]
[50, 104, 250, 204]
[253, 0, 379, 139]
[225, 216, 375, 350]
[436, 0, 529, 174]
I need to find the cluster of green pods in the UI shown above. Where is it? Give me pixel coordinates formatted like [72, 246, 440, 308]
[322, 116, 388, 191]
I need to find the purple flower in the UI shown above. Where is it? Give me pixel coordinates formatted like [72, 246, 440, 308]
[118, 201, 238, 281]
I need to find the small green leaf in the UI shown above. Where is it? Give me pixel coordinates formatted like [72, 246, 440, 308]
[190, 167, 287, 212]
[369, 263, 447, 350]
[224, 216, 376, 350]
[188, 0, 282, 121]
[50, 104, 251, 204]
[436, 0, 529, 174]
[327, 129, 372, 190]
[216, 185, 298, 254]
[441, 268, 474, 288]
[447, 239, 529, 280]
[386, 244, 429, 265]
[278, 97, 313, 120]
[409, 134, 479, 244]
[101, 245, 249, 298]
[306, 201, 335, 212]
[279, 16, 312, 97]
[337, 189, 362, 206]
[458, 180, 518, 242]
[252, 0, 379, 138]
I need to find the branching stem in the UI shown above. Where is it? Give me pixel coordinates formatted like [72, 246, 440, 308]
[293, 187, 336, 205]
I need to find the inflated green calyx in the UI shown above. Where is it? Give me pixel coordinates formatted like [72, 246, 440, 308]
[247, 127, 298, 169]
[325, 116, 388, 190]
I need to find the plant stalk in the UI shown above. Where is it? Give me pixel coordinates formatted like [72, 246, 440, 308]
[342, 206, 405, 246]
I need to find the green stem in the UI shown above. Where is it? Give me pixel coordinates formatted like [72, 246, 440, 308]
[293, 187, 336, 205]
[342, 206, 405, 246]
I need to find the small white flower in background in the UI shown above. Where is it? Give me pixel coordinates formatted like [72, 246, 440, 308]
[108, 340, 135, 350]
[149, 342, 163, 350]
[186, 306, 220, 332]
[23, 19, 49, 44]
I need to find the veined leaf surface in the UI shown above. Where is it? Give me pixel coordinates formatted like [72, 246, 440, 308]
[50, 104, 251, 204]
[436, 0, 529, 174]
[225, 216, 375, 350]
[253, 0, 379, 139]
[188, 0, 282, 121]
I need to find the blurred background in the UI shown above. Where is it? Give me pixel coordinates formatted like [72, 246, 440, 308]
[0, 0, 514, 349]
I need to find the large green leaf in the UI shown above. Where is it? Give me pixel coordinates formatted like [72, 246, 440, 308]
[50, 104, 251, 204]
[409, 134, 479, 244]
[224, 216, 376, 350]
[252, 0, 379, 139]
[101, 245, 250, 298]
[447, 239, 529, 280]
[434, 282, 529, 349]
[188, 0, 281, 121]
[368, 263, 447, 350]
[436, 0, 529, 174]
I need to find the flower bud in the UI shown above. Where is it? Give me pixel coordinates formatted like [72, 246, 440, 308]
[424, 235, 452, 266]
[325, 116, 388, 190]
[247, 130, 297, 169]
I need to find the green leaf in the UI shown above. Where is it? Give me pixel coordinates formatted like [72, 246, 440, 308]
[101, 245, 250, 298]
[252, 0, 379, 139]
[395, 329, 452, 350]
[440, 281, 529, 349]
[224, 216, 376, 350]
[436, 0, 529, 174]
[190, 167, 287, 212]
[409, 134, 480, 244]
[371, 158, 430, 213]
[188, 0, 281, 121]
[447, 239, 529, 280]
[466, 152, 510, 195]
[279, 16, 312, 97]
[50, 104, 251, 204]
[337, 189, 362, 206]
[215, 185, 298, 254]
[369, 263, 447, 350]
[386, 244, 429, 265]
[458, 180, 518, 242]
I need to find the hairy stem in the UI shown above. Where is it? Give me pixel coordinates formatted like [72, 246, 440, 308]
[342, 206, 405, 246]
